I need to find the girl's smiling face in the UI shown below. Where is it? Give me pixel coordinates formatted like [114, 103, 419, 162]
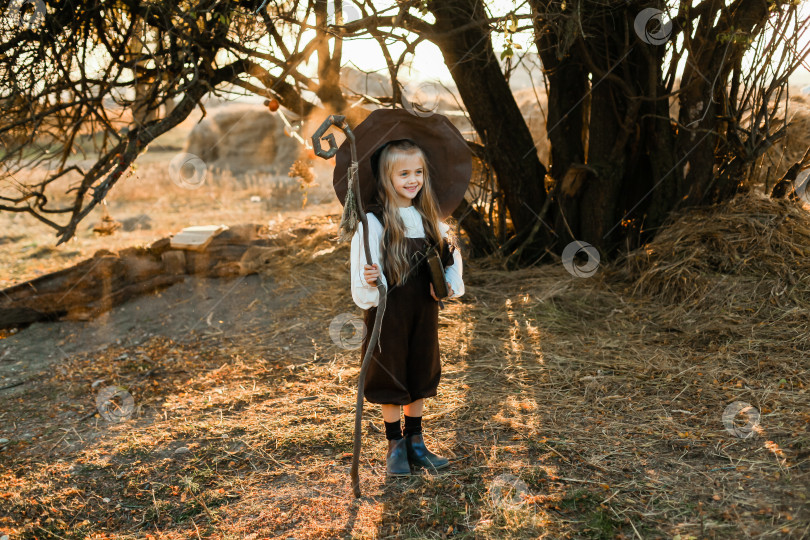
[391, 153, 424, 207]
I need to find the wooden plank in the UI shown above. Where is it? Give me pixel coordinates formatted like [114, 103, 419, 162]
[170, 225, 229, 251]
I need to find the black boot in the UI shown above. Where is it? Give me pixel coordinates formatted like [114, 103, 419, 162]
[405, 433, 449, 471]
[386, 437, 411, 476]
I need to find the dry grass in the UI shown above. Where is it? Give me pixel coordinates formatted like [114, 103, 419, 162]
[0, 190, 808, 539]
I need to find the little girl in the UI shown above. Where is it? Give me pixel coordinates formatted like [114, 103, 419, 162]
[350, 138, 464, 476]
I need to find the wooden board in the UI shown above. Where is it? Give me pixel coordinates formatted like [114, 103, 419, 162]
[169, 225, 229, 251]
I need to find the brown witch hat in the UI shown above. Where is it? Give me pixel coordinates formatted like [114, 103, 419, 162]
[332, 108, 472, 220]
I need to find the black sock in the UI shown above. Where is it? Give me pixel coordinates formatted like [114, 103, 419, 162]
[384, 419, 403, 440]
[403, 415, 423, 437]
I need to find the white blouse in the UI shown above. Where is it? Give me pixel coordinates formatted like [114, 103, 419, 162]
[350, 205, 465, 310]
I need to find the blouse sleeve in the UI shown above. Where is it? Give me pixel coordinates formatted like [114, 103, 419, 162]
[351, 214, 388, 309]
[440, 221, 464, 299]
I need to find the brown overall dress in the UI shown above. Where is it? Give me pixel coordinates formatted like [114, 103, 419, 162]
[359, 206, 455, 405]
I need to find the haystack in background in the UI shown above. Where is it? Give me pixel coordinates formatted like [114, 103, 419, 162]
[616, 191, 810, 307]
[184, 104, 300, 175]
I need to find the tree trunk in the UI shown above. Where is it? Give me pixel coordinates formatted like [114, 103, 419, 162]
[618, 39, 681, 248]
[532, 1, 589, 181]
[452, 198, 498, 258]
[528, 2, 682, 258]
[428, 0, 550, 260]
[315, 0, 348, 113]
[573, 70, 627, 252]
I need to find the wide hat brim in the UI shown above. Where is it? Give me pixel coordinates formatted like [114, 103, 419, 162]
[332, 108, 472, 220]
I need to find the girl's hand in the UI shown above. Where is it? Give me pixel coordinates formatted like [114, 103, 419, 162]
[429, 282, 453, 300]
[363, 263, 380, 285]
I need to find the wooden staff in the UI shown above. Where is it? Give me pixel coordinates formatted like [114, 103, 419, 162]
[312, 115, 388, 497]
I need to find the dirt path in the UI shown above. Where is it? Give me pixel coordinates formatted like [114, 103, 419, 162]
[0, 273, 305, 400]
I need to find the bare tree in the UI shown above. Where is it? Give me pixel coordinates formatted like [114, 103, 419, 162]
[521, 0, 810, 263]
[1, 0, 808, 265]
[0, 0, 337, 243]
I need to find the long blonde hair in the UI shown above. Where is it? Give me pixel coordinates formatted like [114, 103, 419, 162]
[373, 139, 446, 287]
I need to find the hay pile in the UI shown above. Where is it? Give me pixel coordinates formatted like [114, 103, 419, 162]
[184, 105, 300, 174]
[617, 191, 810, 307]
